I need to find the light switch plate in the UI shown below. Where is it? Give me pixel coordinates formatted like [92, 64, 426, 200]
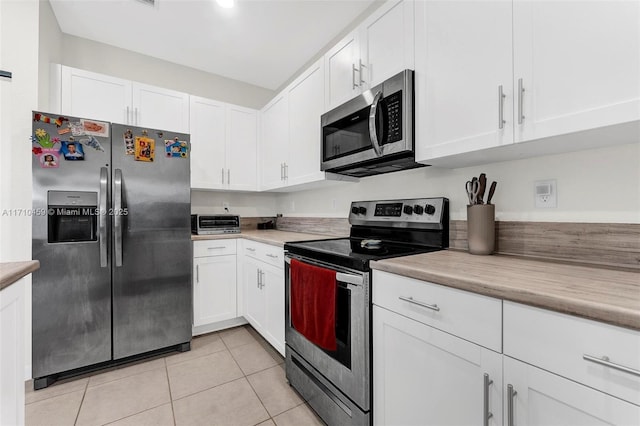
[535, 179, 557, 208]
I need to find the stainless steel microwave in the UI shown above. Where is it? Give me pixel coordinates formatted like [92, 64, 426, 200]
[321, 69, 426, 177]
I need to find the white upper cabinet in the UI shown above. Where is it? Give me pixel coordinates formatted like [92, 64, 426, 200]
[132, 83, 189, 133]
[359, 0, 414, 89]
[415, 0, 514, 162]
[325, 0, 415, 111]
[60, 66, 132, 124]
[57, 65, 189, 133]
[286, 59, 325, 187]
[190, 96, 258, 191]
[226, 105, 258, 191]
[513, 0, 640, 143]
[259, 93, 289, 190]
[189, 96, 226, 189]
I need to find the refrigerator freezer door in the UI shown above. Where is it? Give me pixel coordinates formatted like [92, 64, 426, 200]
[31, 112, 112, 378]
[110, 123, 192, 359]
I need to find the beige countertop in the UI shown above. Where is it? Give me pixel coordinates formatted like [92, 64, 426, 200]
[0, 260, 40, 291]
[192, 229, 341, 247]
[371, 250, 640, 331]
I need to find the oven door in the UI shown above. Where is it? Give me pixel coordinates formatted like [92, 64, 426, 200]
[284, 254, 370, 411]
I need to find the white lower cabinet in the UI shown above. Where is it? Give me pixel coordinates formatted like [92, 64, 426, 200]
[241, 241, 285, 355]
[192, 239, 245, 335]
[373, 305, 502, 426]
[0, 278, 25, 426]
[504, 356, 640, 426]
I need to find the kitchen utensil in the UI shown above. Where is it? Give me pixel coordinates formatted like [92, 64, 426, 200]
[486, 181, 497, 205]
[466, 180, 479, 205]
[477, 173, 487, 204]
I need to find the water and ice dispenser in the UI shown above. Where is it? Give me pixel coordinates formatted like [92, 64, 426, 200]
[47, 191, 98, 243]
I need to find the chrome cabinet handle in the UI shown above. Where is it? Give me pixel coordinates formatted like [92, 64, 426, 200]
[517, 78, 524, 124]
[483, 373, 493, 426]
[266, 253, 279, 259]
[260, 270, 265, 288]
[280, 163, 284, 180]
[368, 91, 383, 156]
[207, 246, 226, 250]
[507, 384, 517, 426]
[398, 296, 440, 312]
[99, 167, 108, 268]
[498, 85, 506, 130]
[134, 107, 139, 125]
[196, 264, 200, 283]
[246, 247, 256, 252]
[359, 59, 366, 86]
[583, 354, 640, 377]
[352, 63, 358, 89]
[126, 106, 130, 124]
[284, 163, 288, 180]
[114, 169, 123, 267]
[222, 168, 225, 184]
[228, 169, 230, 185]
[256, 269, 260, 288]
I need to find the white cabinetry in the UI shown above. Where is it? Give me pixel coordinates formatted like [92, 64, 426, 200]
[372, 270, 503, 426]
[57, 65, 190, 132]
[240, 240, 285, 355]
[259, 93, 289, 190]
[190, 96, 257, 191]
[0, 278, 25, 426]
[325, 0, 415, 110]
[415, 0, 640, 167]
[193, 239, 244, 335]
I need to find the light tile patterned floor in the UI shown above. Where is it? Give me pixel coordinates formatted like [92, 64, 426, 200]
[25, 325, 325, 426]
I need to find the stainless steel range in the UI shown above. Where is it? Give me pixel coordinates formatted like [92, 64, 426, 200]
[284, 197, 449, 425]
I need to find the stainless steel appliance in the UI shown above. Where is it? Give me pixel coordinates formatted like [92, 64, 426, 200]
[31, 112, 192, 389]
[284, 197, 449, 425]
[321, 69, 427, 177]
[191, 214, 240, 235]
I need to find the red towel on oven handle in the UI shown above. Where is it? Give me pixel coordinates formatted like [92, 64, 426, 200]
[290, 258, 337, 351]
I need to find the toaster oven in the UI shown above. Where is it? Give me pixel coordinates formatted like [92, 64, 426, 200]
[191, 214, 240, 235]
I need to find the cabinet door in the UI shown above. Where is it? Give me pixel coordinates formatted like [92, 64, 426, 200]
[193, 255, 237, 327]
[325, 30, 360, 110]
[189, 96, 226, 189]
[504, 356, 640, 426]
[415, 0, 513, 163]
[513, 0, 640, 143]
[0, 280, 25, 426]
[286, 58, 325, 187]
[263, 263, 285, 356]
[227, 105, 258, 191]
[373, 306, 503, 426]
[359, 0, 414, 89]
[60, 66, 132, 124]
[259, 94, 288, 190]
[242, 257, 266, 331]
[132, 83, 189, 133]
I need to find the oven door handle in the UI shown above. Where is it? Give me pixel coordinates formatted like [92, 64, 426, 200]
[368, 90, 383, 157]
[336, 272, 363, 286]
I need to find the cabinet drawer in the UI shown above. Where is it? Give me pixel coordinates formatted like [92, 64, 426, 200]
[242, 240, 284, 269]
[372, 270, 502, 352]
[193, 239, 237, 257]
[504, 301, 640, 406]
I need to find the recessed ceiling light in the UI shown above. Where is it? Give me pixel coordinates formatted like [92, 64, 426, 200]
[216, 0, 234, 8]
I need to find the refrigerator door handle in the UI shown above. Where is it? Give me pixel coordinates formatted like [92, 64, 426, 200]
[114, 168, 123, 267]
[99, 167, 108, 268]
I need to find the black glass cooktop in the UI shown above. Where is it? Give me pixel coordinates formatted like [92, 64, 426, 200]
[285, 237, 441, 272]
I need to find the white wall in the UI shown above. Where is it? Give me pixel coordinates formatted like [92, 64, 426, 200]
[60, 34, 274, 110]
[191, 190, 277, 217]
[275, 143, 640, 223]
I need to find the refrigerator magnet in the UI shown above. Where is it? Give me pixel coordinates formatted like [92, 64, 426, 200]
[134, 136, 155, 162]
[79, 135, 105, 152]
[33, 112, 68, 128]
[165, 139, 188, 158]
[38, 149, 60, 168]
[34, 128, 56, 148]
[59, 141, 85, 161]
[70, 121, 85, 136]
[80, 119, 109, 138]
[124, 129, 134, 155]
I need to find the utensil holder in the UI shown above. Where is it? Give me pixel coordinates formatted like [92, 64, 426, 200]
[467, 204, 495, 255]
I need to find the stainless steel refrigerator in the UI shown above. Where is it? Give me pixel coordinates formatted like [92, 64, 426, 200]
[31, 112, 192, 389]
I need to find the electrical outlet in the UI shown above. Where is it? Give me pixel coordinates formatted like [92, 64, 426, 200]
[534, 180, 557, 208]
[222, 202, 230, 211]
[332, 199, 337, 210]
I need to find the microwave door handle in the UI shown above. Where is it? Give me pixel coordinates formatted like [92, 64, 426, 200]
[369, 91, 383, 156]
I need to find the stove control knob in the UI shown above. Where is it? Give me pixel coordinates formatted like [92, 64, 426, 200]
[358, 206, 367, 215]
[403, 205, 413, 215]
[414, 205, 424, 215]
[425, 204, 436, 215]
[351, 206, 359, 215]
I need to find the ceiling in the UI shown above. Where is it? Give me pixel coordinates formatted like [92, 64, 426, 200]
[49, 0, 376, 90]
